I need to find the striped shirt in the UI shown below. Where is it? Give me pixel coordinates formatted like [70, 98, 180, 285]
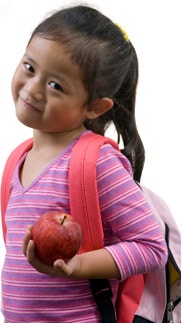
[1, 131, 167, 322]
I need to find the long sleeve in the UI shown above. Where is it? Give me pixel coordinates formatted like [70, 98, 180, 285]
[96, 144, 168, 281]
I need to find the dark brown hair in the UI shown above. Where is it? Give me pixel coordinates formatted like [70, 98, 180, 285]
[30, 5, 145, 181]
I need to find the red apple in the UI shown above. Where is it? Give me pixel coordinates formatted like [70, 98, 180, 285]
[32, 211, 82, 265]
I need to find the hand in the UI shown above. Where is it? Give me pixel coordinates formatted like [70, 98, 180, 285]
[23, 226, 120, 280]
[22, 225, 81, 277]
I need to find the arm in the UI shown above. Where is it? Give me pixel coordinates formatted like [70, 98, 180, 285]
[96, 144, 168, 280]
[23, 227, 120, 278]
[23, 144, 167, 279]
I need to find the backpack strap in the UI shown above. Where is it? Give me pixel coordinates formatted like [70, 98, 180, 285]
[89, 278, 116, 323]
[69, 132, 118, 323]
[69, 132, 145, 323]
[69, 132, 119, 253]
[1, 138, 33, 242]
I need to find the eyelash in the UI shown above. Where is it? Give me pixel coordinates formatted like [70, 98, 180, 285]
[24, 62, 34, 73]
[23, 62, 64, 93]
[49, 81, 64, 92]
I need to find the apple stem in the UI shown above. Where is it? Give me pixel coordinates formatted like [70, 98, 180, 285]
[61, 215, 67, 225]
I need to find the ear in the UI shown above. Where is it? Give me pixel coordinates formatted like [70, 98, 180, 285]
[86, 97, 113, 120]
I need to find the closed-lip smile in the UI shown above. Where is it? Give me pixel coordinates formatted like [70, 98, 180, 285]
[21, 97, 42, 113]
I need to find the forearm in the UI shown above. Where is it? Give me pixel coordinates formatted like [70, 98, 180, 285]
[74, 248, 120, 279]
[23, 229, 120, 279]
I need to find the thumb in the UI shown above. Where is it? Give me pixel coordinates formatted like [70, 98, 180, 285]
[54, 259, 73, 277]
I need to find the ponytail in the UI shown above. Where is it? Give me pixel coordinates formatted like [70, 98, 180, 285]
[84, 45, 145, 182]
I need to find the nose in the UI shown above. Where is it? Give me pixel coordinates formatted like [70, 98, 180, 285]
[24, 77, 44, 101]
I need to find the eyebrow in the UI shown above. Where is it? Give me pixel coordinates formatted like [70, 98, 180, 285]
[22, 52, 81, 91]
[23, 53, 37, 65]
[23, 53, 65, 78]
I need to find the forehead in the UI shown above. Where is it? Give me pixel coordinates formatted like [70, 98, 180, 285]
[26, 36, 84, 79]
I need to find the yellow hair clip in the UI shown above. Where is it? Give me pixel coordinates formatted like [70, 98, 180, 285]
[115, 23, 129, 42]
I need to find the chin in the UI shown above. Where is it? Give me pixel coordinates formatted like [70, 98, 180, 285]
[15, 112, 34, 130]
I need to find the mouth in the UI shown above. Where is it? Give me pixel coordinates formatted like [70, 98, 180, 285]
[20, 97, 42, 113]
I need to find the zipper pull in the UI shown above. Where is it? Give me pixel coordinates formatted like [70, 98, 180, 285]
[167, 301, 174, 323]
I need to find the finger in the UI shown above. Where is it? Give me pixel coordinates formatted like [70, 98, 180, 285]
[54, 259, 66, 269]
[26, 239, 36, 263]
[54, 259, 73, 277]
[22, 225, 33, 256]
[26, 240, 47, 271]
[26, 240, 57, 275]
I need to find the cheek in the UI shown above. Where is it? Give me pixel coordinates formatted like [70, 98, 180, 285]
[11, 70, 21, 101]
[49, 105, 87, 129]
[62, 107, 88, 123]
[11, 75, 15, 97]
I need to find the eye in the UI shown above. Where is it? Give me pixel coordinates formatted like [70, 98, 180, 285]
[49, 81, 64, 92]
[24, 62, 34, 73]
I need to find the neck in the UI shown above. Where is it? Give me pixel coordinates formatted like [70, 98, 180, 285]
[32, 126, 87, 150]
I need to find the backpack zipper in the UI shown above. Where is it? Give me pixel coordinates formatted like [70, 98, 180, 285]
[167, 301, 174, 323]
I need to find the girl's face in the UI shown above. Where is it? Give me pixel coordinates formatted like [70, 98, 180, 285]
[11, 36, 90, 134]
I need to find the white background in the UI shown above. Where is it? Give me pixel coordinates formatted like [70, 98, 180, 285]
[0, 0, 181, 321]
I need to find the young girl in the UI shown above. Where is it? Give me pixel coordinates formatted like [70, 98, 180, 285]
[1, 5, 167, 322]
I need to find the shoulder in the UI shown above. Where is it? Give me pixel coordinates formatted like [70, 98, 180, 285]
[97, 143, 133, 176]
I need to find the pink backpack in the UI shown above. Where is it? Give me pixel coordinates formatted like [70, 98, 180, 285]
[1, 132, 181, 323]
